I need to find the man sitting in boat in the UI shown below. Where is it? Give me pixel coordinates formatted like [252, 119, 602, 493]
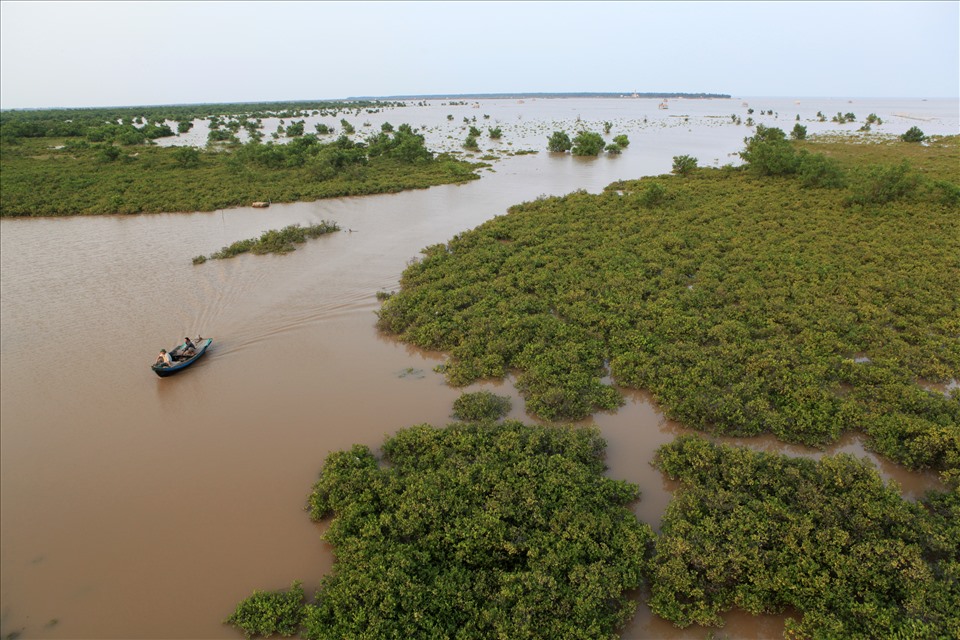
[156, 349, 174, 367]
[171, 337, 197, 362]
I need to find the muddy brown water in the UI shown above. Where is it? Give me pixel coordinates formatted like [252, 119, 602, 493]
[2, 97, 956, 639]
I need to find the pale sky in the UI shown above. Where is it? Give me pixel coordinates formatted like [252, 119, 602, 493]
[1, 0, 957, 109]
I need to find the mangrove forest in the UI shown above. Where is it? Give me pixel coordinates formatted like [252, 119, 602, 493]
[0, 103, 481, 216]
[225, 131, 958, 639]
[376, 132, 960, 478]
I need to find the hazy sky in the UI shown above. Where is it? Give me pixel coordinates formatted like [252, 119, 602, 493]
[1, 1, 957, 109]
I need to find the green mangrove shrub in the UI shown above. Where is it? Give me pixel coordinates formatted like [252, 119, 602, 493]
[902, 126, 926, 142]
[638, 181, 667, 207]
[225, 581, 306, 638]
[845, 160, 920, 206]
[571, 131, 605, 156]
[671, 154, 697, 175]
[797, 151, 846, 189]
[739, 125, 799, 176]
[172, 146, 201, 168]
[547, 131, 572, 153]
[452, 391, 512, 421]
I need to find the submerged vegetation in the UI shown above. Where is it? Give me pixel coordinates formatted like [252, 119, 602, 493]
[225, 421, 654, 639]
[0, 99, 402, 143]
[193, 222, 339, 263]
[377, 134, 960, 475]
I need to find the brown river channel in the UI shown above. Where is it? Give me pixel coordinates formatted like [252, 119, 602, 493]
[2, 97, 957, 639]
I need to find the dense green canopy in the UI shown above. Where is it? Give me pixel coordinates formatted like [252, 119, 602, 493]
[302, 422, 654, 639]
[1, 128, 479, 216]
[226, 422, 654, 639]
[650, 435, 960, 638]
[377, 136, 960, 474]
[227, 422, 653, 640]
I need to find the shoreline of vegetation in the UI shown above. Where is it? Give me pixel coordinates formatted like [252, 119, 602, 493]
[192, 222, 340, 264]
[1, 106, 482, 216]
[225, 402, 959, 639]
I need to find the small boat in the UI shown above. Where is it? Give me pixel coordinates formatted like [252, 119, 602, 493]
[252, 201, 270, 208]
[152, 338, 213, 377]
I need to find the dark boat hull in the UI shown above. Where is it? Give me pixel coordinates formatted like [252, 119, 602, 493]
[152, 338, 212, 377]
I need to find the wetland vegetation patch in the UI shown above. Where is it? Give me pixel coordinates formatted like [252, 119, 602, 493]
[376, 134, 960, 475]
[226, 419, 959, 639]
[649, 435, 960, 638]
[1, 113, 481, 216]
[193, 221, 340, 263]
[226, 421, 654, 639]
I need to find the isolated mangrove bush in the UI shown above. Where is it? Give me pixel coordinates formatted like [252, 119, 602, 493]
[902, 126, 926, 143]
[286, 421, 654, 639]
[649, 436, 960, 638]
[376, 136, 960, 473]
[571, 131, 605, 156]
[452, 391, 512, 421]
[671, 154, 697, 175]
[547, 131, 572, 153]
[739, 125, 800, 176]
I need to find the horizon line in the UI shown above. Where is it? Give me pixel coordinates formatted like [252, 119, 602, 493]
[3, 92, 956, 112]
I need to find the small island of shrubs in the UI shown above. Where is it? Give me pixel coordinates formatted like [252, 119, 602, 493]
[192, 222, 340, 264]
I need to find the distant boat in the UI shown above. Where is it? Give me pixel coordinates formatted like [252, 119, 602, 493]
[152, 338, 212, 377]
[252, 201, 270, 208]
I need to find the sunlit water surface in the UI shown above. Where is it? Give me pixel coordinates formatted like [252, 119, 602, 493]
[2, 97, 956, 639]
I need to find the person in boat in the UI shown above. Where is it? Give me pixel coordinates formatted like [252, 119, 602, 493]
[156, 349, 173, 367]
[171, 337, 197, 362]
